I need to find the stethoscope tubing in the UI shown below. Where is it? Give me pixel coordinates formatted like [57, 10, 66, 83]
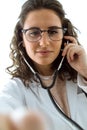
[48, 89, 84, 130]
[19, 40, 84, 129]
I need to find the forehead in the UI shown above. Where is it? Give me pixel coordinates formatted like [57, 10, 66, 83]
[23, 9, 62, 29]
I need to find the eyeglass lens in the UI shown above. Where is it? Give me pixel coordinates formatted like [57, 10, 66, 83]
[22, 27, 65, 42]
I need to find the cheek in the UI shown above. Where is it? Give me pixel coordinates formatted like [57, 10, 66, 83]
[25, 45, 33, 56]
[54, 42, 62, 54]
[23, 41, 36, 57]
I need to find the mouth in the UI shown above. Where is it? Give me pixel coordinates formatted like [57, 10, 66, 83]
[36, 50, 53, 56]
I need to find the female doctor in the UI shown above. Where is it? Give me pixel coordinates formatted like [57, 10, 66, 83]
[0, 0, 87, 130]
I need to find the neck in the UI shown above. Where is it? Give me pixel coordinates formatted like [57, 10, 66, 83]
[34, 63, 54, 76]
[38, 72, 55, 80]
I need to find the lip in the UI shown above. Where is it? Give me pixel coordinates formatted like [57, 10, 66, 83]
[36, 50, 53, 56]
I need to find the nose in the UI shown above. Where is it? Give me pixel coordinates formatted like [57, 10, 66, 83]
[39, 33, 50, 47]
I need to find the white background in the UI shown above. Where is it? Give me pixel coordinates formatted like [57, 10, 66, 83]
[0, 0, 87, 86]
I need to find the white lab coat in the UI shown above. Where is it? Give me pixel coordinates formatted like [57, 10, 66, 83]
[0, 75, 87, 130]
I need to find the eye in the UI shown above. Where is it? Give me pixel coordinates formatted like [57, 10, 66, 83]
[48, 29, 59, 35]
[28, 29, 40, 37]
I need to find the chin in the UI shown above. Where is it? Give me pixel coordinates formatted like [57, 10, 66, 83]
[36, 61, 52, 66]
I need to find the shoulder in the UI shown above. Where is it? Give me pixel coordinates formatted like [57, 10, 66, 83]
[0, 78, 26, 96]
[0, 78, 28, 113]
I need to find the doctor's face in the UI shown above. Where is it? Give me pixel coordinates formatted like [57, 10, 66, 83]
[22, 9, 63, 68]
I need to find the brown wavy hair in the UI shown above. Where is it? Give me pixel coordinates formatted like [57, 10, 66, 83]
[7, 0, 79, 85]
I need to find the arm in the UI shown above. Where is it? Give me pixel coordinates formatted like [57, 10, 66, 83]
[77, 74, 87, 93]
[0, 78, 25, 113]
[0, 78, 46, 130]
[62, 36, 87, 93]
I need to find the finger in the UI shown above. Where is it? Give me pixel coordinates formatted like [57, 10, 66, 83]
[0, 114, 17, 130]
[17, 111, 46, 130]
[62, 36, 78, 56]
[64, 36, 78, 44]
[62, 43, 76, 57]
[66, 45, 78, 62]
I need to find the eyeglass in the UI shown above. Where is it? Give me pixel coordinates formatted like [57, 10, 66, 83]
[21, 27, 67, 42]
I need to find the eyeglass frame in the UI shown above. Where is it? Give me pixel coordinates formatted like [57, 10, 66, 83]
[21, 26, 67, 42]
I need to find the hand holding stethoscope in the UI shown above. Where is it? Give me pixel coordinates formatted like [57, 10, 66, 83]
[63, 36, 87, 79]
[19, 35, 87, 89]
[19, 37, 85, 130]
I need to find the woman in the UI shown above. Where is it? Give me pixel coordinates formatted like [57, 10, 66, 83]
[0, 0, 87, 129]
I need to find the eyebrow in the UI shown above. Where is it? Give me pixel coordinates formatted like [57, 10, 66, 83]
[48, 26, 63, 29]
[23, 26, 63, 31]
[23, 27, 40, 31]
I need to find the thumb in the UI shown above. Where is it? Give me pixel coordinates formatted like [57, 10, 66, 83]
[0, 114, 17, 130]
[11, 109, 47, 130]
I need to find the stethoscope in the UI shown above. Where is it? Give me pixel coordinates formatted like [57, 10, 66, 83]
[19, 41, 84, 130]
[19, 40, 69, 89]
[20, 50, 64, 89]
